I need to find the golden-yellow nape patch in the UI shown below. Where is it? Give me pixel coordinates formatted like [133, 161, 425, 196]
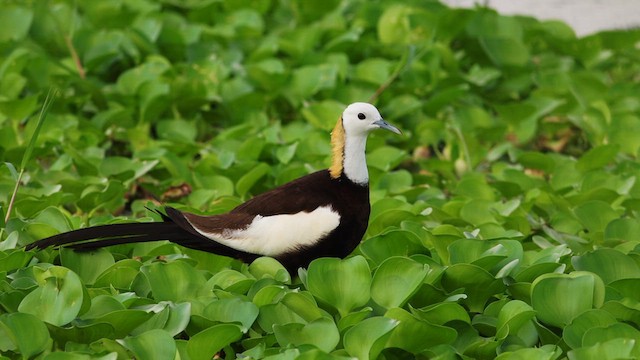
[329, 117, 345, 179]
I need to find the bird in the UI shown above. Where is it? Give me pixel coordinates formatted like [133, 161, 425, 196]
[26, 102, 401, 273]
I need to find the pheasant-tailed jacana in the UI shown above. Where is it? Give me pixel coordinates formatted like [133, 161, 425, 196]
[26, 102, 401, 272]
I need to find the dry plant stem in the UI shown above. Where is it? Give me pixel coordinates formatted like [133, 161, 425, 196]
[65, 35, 85, 79]
[5, 170, 23, 223]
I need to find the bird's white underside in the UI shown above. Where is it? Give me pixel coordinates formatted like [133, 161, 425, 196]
[192, 205, 341, 256]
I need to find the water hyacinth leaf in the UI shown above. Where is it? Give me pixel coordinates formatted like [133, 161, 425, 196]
[300, 100, 345, 130]
[567, 338, 638, 360]
[121, 329, 176, 360]
[359, 230, 424, 266]
[494, 345, 563, 360]
[411, 302, 471, 325]
[186, 324, 243, 360]
[496, 300, 536, 340]
[385, 308, 456, 352]
[251, 284, 289, 307]
[600, 299, 640, 327]
[575, 144, 620, 173]
[202, 297, 259, 332]
[480, 36, 530, 68]
[249, 257, 291, 284]
[274, 317, 340, 353]
[514, 262, 565, 283]
[18, 266, 84, 326]
[0, 250, 32, 272]
[0, 312, 50, 358]
[257, 302, 307, 333]
[140, 260, 207, 302]
[608, 278, 640, 300]
[562, 309, 618, 349]
[367, 146, 405, 172]
[343, 316, 399, 360]
[89, 310, 155, 338]
[206, 269, 254, 293]
[354, 58, 392, 86]
[338, 307, 373, 332]
[605, 218, 640, 242]
[60, 247, 115, 285]
[279, 292, 324, 322]
[571, 248, 640, 284]
[305, 256, 371, 317]
[236, 162, 270, 197]
[375, 169, 413, 194]
[531, 272, 605, 328]
[131, 302, 191, 337]
[46, 322, 117, 348]
[441, 263, 506, 312]
[371, 256, 428, 309]
[0, 5, 33, 42]
[582, 322, 640, 347]
[287, 64, 338, 103]
[94, 259, 142, 289]
[449, 239, 523, 273]
[573, 201, 619, 234]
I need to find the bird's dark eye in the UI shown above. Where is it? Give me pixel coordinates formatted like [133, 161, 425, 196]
[357, 113, 366, 120]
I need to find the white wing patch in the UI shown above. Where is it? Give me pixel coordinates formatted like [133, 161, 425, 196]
[191, 206, 341, 256]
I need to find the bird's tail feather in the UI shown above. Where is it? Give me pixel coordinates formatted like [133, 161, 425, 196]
[25, 222, 185, 251]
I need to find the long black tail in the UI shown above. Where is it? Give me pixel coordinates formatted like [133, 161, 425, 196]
[25, 213, 259, 262]
[25, 222, 191, 251]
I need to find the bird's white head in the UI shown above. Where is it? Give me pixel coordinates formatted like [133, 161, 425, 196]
[329, 102, 401, 183]
[341, 102, 401, 137]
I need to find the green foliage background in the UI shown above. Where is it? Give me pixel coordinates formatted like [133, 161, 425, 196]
[1, 0, 640, 359]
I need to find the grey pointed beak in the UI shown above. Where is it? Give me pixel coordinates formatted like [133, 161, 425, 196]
[373, 119, 402, 135]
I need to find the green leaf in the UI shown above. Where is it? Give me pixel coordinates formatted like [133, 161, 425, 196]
[411, 302, 471, 325]
[441, 263, 505, 312]
[236, 162, 270, 197]
[480, 36, 530, 67]
[60, 248, 115, 285]
[122, 329, 176, 360]
[370, 257, 428, 309]
[573, 200, 620, 234]
[304, 256, 371, 317]
[0, 5, 33, 42]
[567, 338, 638, 360]
[186, 324, 243, 360]
[249, 257, 291, 283]
[572, 248, 640, 284]
[18, 266, 84, 326]
[343, 316, 398, 360]
[140, 261, 207, 302]
[202, 297, 259, 332]
[495, 300, 536, 340]
[274, 317, 340, 353]
[582, 322, 640, 347]
[385, 308, 456, 352]
[531, 272, 606, 328]
[495, 345, 563, 360]
[0, 312, 50, 358]
[576, 144, 620, 173]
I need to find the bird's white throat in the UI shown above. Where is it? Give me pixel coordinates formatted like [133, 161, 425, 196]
[342, 133, 369, 185]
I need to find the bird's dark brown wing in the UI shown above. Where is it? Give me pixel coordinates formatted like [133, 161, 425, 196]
[229, 170, 338, 215]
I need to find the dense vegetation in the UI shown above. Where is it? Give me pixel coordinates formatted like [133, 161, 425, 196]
[1, 0, 640, 359]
